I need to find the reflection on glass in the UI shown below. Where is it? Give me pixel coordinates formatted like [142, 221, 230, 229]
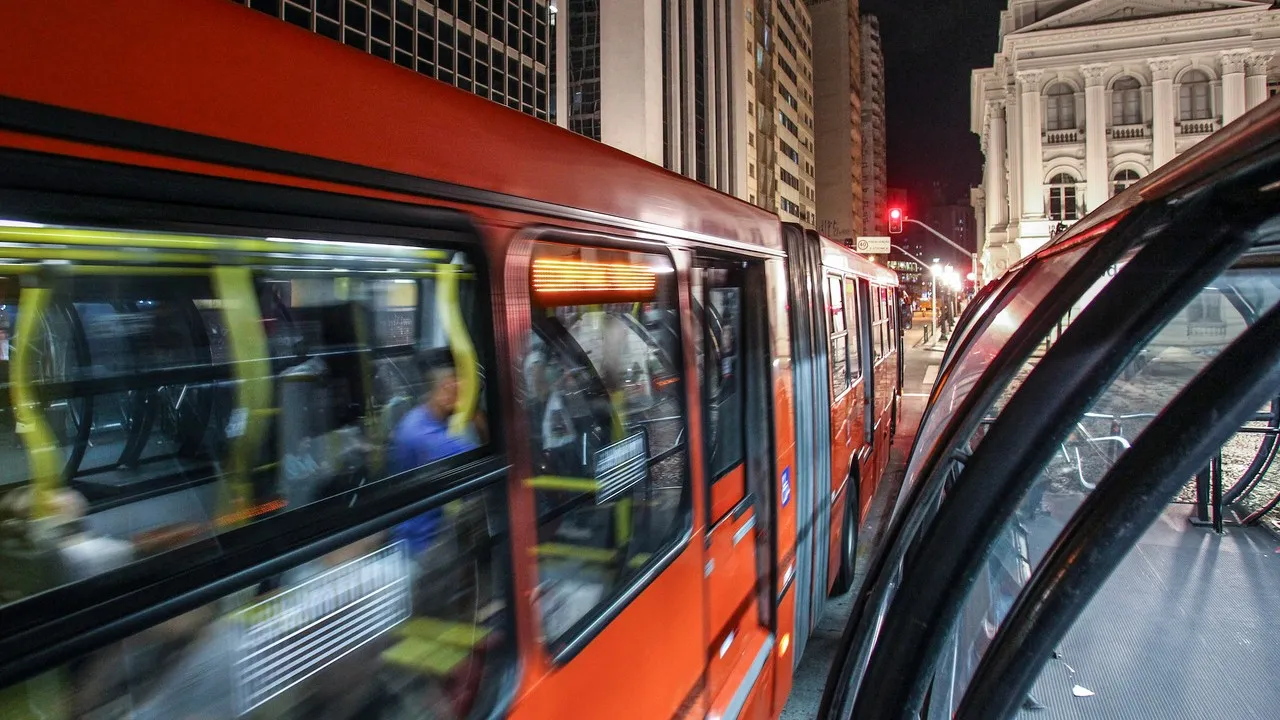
[0, 483, 511, 720]
[932, 267, 1280, 717]
[903, 244, 1094, 497]
[0, 229, 484, 610]
[522, 242, 689, 643]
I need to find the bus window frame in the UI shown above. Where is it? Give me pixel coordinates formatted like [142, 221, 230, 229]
[828, 272, 853, 401]
[507, 225, 695, 666]
[0, 177, 509, 695]
[844, 277, 863, 383]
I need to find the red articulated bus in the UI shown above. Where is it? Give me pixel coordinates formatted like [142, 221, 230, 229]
[0, 2, 899, 718]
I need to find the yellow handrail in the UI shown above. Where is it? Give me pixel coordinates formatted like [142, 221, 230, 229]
[10, 285, 60, 519]
[212, 266, 272, 522]
[436, 264, 479, 437]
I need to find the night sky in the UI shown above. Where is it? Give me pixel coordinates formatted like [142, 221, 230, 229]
[861, 0, 1008, 209]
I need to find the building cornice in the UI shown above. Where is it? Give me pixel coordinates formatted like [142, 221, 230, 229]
[1002, 6, 1276, 54]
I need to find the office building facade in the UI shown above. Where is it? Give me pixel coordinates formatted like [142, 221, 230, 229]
[860, 13, 886, 237]
[231, 0, 554, 121]
[809, 0, 863, 243]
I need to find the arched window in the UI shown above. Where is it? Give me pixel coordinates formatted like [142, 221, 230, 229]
[1112, 168, 1141, 196]
[1179, 70, 1212, 121]
[1048, 173, 1079, 220]
[1111, 76, 1142, 126]
[1045, 83, 1076, 131]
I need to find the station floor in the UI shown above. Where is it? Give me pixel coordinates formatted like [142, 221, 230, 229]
[781, 321, 939, 718]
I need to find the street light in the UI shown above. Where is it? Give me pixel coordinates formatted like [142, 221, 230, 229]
[931, 259, 941, 341]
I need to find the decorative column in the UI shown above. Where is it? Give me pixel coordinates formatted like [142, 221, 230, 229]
[1017, 69, 1045, 219]
[1221, 50, 1251, 125]
[1006, 88, 1022, 224]
[1148, 57, 1178, 167]
[984, 99, 1009, 231]
[1247, 52, 1274, 110]
[1082, 64, 1110, 213]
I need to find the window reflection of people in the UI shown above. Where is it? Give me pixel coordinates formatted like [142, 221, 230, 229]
[525, 349, 577, 476]
[390, 350, 479, 555]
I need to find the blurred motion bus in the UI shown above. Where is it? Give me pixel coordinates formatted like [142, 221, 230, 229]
[0, 2, 899, 719]
[818, 93, 1280, 718]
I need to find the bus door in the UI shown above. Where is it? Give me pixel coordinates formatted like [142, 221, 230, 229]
[692, 257, 776, 718]
[853, 279, 879, 518]
[515, 239, 703, 720]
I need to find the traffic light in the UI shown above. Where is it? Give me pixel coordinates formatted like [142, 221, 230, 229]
[888, 207, 904, 234]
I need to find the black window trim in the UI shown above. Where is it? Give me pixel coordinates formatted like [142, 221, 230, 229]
[693, 255, 750, 489]
[957, 256, 1280, 719]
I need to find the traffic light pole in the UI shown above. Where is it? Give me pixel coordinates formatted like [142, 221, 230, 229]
[890, 243, 940, 344]
[903, 217, 979, 284]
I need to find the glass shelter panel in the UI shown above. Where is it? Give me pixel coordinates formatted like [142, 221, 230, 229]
[930, 265, 1280, 717]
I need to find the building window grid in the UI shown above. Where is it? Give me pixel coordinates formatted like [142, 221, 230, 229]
[1180, 70, 1213, 121]
[232, 0, 549, 119]
[1112, 168, 1141, 196]
[779, 138, 800, 164]
[1047, 172, 1080, 221]
[1111, 76, 1143, 126]
[1045, 83, 1076, 131]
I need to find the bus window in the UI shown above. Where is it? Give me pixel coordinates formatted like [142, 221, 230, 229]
[828, 274, 850, 396]
[693, 261, 747, 520]
[870, 287, 889, 361]
[845, 278, 862, 380]
[0, 227, 489, 610]
[522, 242, 690, 644]
[0, 481, 513, 720]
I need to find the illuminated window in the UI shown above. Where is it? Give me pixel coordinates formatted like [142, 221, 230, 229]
[1048, 172, 1079, 220]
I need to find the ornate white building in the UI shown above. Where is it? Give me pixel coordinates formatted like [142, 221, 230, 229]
[972, 0, 1280, 278]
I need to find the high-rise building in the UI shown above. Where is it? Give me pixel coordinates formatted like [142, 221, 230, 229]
[556, 0, 742, 195]
[809, 0, 863, 244]
[972, 0, 1280, 278]
[860, 14, 886, 237]
[742, 1, 816, 226]
[230, 0, 554, 121]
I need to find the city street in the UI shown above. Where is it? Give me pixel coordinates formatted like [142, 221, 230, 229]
[782, 322, 935, 718]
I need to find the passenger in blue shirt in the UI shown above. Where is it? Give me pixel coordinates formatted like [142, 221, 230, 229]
[391, 351, 479, 555]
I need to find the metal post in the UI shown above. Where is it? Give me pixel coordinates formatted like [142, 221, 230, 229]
[931, 272, 938, 343]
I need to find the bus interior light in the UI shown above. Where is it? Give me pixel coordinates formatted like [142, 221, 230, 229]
[531, 257, 658, 305]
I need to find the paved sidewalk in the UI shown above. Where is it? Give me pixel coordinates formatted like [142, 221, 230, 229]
[781, 327, 933, 718]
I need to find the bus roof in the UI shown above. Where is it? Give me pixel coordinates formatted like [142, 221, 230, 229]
[822, 236, 900, 286]
[0, 0, 782, 253]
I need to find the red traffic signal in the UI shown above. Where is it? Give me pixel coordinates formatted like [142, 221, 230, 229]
[888, 207, 904, 234]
